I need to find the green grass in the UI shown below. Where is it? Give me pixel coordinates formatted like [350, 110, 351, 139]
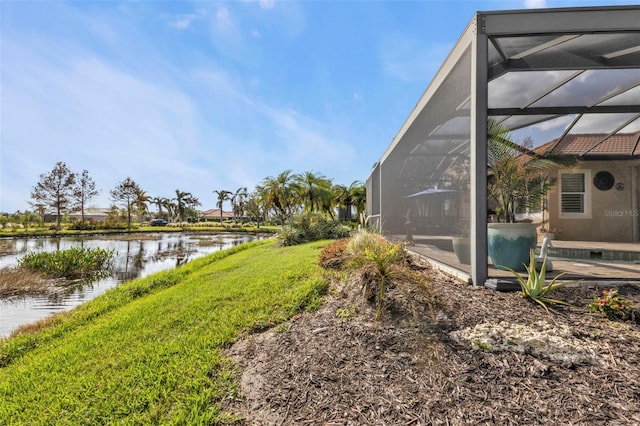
[0, 239, 329, 425]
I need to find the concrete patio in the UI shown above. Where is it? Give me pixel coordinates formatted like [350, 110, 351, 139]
[406, 235, 640, 284]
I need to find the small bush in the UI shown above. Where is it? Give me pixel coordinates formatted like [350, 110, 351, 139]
[69, 221, 98, 230]
[277, 214, 352, 246]
[588, 288, 634, 321]
[318, 238, 350, 269]
[343, 229, 419, 320]
[69, 220, 131, 231]
[345, 229, 410, 267]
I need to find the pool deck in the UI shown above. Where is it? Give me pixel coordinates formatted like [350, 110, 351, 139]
[406, 235, 640, 284]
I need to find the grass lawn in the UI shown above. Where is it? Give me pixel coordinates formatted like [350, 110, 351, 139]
[0, 239, 329, 425]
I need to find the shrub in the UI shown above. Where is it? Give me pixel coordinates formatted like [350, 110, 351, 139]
[69, 221, 99, 230]
[100, 220, 130, 230]
[318, 238, 350, 269]
[277, 214, 352, 246]
[588, 288, 633, 321]
[344, 229, 418, 320]
[18, 247, 116, 281]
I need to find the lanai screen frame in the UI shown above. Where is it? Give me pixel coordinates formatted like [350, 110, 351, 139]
[369, 6, 640, 285]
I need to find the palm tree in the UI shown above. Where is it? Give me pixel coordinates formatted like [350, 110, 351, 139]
[333, 180, 364, 221]
[183, 194, 201, 221]
[134, 189, 150, 222]
[294, 171, 333, 215]
[164, 199, 177, 222]
[333, 184, 350, 221]
[173, 189, 194, 222]
[244, 191, 264, 228]
[213, 189, 232, 223]
[319, 187, 336, 220]
[151, 196, 169, 218]
[487, 120, 576, 223]
[257, 170, 298, 224]
[231, 187, 248, 220]
[349, 181, 366, 225]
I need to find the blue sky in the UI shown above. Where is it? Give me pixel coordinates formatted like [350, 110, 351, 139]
[0, 0, 632, 213]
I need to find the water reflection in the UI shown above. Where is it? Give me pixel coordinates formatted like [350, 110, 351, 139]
[0, 233, 260, 337]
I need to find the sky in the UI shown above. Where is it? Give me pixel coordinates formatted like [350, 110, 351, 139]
[0, 0, 633, 213]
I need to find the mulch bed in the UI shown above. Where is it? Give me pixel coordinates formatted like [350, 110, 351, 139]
[224, 257, 640, 425]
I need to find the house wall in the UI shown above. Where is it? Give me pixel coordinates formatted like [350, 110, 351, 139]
[547, 159, 640, 242]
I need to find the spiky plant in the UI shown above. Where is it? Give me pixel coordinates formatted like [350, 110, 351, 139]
[345, 229, 412, 320]
[501, 249, 571, 313]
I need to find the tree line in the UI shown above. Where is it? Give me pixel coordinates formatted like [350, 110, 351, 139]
[23, 162, 366, 230]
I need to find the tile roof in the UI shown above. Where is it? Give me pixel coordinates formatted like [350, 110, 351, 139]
[69, 207, 110, 216]
[201, 209, 235, 219]
[545, 131, 640, 158]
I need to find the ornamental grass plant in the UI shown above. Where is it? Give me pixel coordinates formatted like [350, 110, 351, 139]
[342, 229, 425, 321]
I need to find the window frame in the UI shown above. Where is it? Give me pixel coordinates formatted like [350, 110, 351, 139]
[559, 169, 592, 219]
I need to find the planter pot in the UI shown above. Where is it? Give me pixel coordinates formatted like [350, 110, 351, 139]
[487, 223, 537, 271]
[452, 237, 471, 265]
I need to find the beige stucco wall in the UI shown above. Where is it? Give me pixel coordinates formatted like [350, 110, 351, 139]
[547, 159, 640, 243]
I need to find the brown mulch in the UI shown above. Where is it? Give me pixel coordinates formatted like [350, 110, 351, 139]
[223, 256, 640, 425]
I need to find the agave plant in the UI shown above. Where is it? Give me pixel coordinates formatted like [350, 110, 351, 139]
[501, 249, 570, 313]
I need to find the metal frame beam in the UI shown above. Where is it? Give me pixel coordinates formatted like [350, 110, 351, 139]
[480, 7, 640, 36]
[471, 15, 488, 286]
[488, 105, 640, 116]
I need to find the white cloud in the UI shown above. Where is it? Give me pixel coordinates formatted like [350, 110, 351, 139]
[0, 1, 368, 212]
[216, 6, 235, 31]
[1, 28, 358, 212]
[524, 0, 547, 8]
[258, 0, 275, 10]
[208, 5, 257, 65]
[1, 37, 215, 210]
[192, 67, 356, 183]
[170, 14, 198, 30]
[240, 0, 275, 10]
[571, 113, 639, 134]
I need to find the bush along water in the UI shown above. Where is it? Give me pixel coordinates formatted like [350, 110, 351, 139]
[277, 213, 352, 246]
[18, 246, 116, 281]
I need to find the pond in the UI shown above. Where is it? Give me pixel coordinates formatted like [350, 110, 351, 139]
[0, 232, 264, 337]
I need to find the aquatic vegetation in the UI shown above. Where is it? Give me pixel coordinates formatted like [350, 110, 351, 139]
[18, 246, 116, 281]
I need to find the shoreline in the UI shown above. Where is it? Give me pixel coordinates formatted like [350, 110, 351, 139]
[0, 226, 276, 240]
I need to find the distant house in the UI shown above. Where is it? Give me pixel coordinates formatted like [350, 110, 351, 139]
[200, 209, 235, 221]
[68, 207, 111, 223]
[534, 131, 640, 242]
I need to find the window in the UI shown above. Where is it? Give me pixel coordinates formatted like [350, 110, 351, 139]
[560, 170, 590, 218]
